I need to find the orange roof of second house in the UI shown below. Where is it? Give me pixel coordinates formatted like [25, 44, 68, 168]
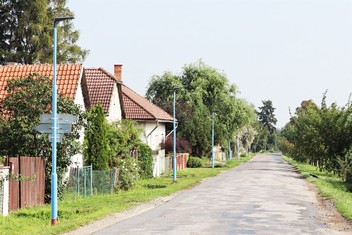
[0, 64, 82, 100]
[122, 85, 173, 122]
[85, 68, 117, 113]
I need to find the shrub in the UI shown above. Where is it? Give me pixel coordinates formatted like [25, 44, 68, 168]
[116, 157, 139, 191]
[138, 143, 153, 179]
[161, 136, 192, 154]
[187, 157, 202, 168]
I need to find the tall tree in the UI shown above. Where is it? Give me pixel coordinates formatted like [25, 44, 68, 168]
[257, 100, 277, 134]
[253, 100, 277, 151]
[0, 0, 88, 64]
[84, 103, 109, 170]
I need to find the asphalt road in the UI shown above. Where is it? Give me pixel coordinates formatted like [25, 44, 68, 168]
[93, 153, 348, 235]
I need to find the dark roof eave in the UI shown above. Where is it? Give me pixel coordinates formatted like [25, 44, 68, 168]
[124, 118, 175, 123]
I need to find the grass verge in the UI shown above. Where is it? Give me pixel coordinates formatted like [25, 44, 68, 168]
[283, 156, 352, 222]
[0, 154, 253, 235]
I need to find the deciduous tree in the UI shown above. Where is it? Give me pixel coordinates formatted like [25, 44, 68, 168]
[280, 94, 352, 192]
[146, 60, 257, 157]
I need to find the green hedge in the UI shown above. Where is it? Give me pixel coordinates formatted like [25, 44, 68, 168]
[187, 157, 202, 168]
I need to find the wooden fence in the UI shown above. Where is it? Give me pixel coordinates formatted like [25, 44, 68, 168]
[168, 153, 188, 170]
[6, 156, 45, 211]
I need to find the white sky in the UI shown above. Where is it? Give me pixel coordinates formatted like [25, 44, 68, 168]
[67, 0, 352, 128]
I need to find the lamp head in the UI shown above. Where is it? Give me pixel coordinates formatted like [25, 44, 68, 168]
[54, 16, 74, 26]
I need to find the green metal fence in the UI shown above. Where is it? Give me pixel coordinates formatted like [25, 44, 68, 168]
[66, 166, 119, 197]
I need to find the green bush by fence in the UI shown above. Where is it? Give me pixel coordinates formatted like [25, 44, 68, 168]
[187, 157, 202, 168]
[138, 143, 153, 179]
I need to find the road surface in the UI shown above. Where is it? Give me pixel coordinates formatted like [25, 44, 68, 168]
[79, 153, 351, 234]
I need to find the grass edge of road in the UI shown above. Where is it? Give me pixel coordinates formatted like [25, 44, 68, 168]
[283, 155, 352, 222]
[0, 154, 254, 235]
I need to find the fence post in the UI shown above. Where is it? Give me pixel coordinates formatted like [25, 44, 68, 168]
[84, 167, 87, 197]
[0, 167, 9, 216]
[90, 165, 93, 196]
[76, 168, 80, 195]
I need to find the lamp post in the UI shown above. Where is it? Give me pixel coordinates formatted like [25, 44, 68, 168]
[172, 89, 177, 181]
[51, 16, 74, 225]
[211, 111, 215, 168]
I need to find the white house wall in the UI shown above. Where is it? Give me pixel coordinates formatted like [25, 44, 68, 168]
[141, 121, 168, 177]
[107, 84, 122, 122]
[143, 122, 166, 151]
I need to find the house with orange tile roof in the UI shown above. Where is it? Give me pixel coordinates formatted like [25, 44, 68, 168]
[113, 65, 174, 177]
[84, 67, 124, 122]
[85, 64, 174, 176]
[0, 63, 86, 167]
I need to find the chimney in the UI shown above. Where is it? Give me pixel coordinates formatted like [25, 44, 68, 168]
[114, 64, 123, 80]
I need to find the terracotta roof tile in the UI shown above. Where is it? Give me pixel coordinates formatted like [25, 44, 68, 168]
[121, 85, 173, 122]
[85, 68, 116, 113]
[0, 64, 82, 101]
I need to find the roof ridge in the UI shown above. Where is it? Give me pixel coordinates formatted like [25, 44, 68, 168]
[85, 67, 122, 84]
[0, 63, 82, 67]
[98, 67, 118, 81]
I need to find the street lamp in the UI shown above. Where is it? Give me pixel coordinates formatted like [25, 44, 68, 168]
[51, 16, 74, 226]
[172, 88, 177, 181]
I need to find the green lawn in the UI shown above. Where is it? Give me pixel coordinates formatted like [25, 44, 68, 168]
[283, 156, 352, 222]
[0, 155, 253, 235]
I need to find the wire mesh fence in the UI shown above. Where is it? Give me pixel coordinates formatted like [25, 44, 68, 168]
[66, 166, 119, 197]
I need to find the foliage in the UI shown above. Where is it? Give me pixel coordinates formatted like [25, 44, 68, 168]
[161, 136, 192, 154]
[251, 121, 269, 152]
[187, 157, 202, 168]
[84, 104, 109, 170]
[137, 143, 153, 179]
[106, 120, 143, 162]
[0, 0, 88, 64]
[0, 75, 84, 202]
[252, 100, 277, 151]
[280, 94, 352, 191]
[238, 125, 257, 153]
[146, 60, 257, 157]
[115, 157, 139, 191]
[105, 120, 153, 181]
